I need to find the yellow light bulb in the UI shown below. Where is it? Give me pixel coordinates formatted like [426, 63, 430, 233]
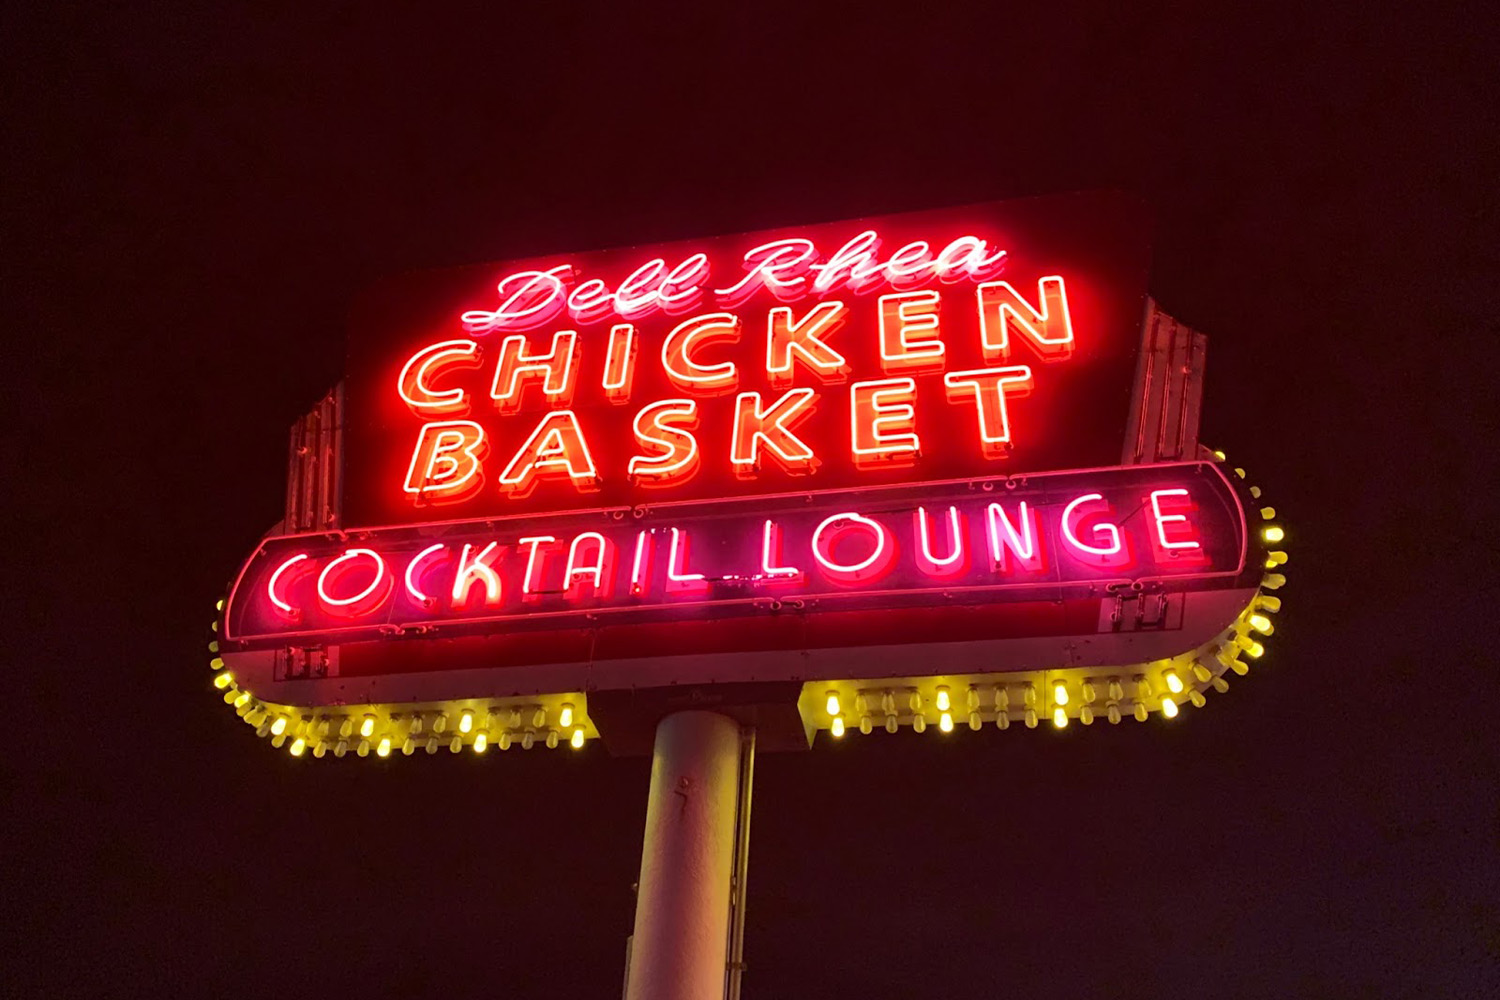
[1161, 698, 1179, 719]
[289, 738, 306, 757]
[359, 715, 375, 738]
[570, 728, 585, 749]
[830, 715, 845, 738]
[376, 737, 391, 757]
[216, 598, 225, 611]
[1249, 614, 1273, 634]
[473, 732, 488, 753]
[935, 687, 951, 712]
[233, 691, 251, 708]
[1263, 526, 1285, 544]
[1243, 639, 1265, 658]
[1052, 681, 1068, 706]
[912, 714, 927, 733]
[1164, 670, 1184, 694]
[825, 692, 841, 716]
[546, 730, 559, 749]
[270, 716, 287, 736]
[209, 657, 225, 671]
[938, 711, 953, 733]
[1052, 707, 1068, 728]
[213, 672, 233, 689]
[459, 710, 473, 733]
[559, 703, 574, 728]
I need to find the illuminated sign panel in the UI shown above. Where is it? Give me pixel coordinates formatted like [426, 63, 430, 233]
[225, 462, 1245, 648]
[341, 192, 1151, 526]
[210, 191, 1289, 758]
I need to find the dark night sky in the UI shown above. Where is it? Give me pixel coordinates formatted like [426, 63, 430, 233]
[8, 4, 1497, 997]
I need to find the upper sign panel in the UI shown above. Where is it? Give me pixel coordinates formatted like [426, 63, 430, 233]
[342, 192, 1151, 527]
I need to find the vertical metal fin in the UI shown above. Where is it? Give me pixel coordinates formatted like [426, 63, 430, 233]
[1122, 301, 1208, 464]
[284, 383, 345, 532]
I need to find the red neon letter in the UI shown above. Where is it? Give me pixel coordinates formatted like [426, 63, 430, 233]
[715, 239, 817, 306]
[914, 506, 968, 578]
[812, 230, 884, 294]
[666, 527, 708, 594]
[564, 532, 615, 599]
[497, 411, 598, 497]
[1061, 493, 1129, 567]
[943, 367, 1034, 459]
[398, 340, 481, 414]
[450, 542, 504, 607]
[490, 330, 579, 412]
[986, 501, 1044, 573]
[731, 389, 818, 476]
[629, 399, 700, 487]
[517, 535, 560, 599]
[662, 312, 741, 392]
[878, 290, 944, 371]
[403, 543, 448, 604]
[629, 529, 654, 597]
[266, 552, 310, 619]
[404, 421, 486, 501]
[766, 301, 849, 386]
[658, 253, 711, 314]
[316, 548, 391, 615]
[602, 323, 638, 403]
[1148, 488, 1205, 563]
[977, 276, 1074, 361]
[461, 265, 572, 333]
[760, 520, 804, 584]
[811, 512, 895, 585]
[885, 241, 934, 287]
[850, 378, 920, 467]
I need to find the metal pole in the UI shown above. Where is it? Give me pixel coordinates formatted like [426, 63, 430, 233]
[724, 727, 755, 1000]
[625, 711, 743, 1000]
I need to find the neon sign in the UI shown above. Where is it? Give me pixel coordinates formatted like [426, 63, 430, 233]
[341, 193, 1152, 527]
[212, 192, 1291, 764]
[224, 463, 1247, 647]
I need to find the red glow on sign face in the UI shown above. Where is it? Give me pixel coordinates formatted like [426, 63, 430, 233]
[315, 548, 392, 616]
[225, 463, 1247, 649]
[342, 194, 1152, 527]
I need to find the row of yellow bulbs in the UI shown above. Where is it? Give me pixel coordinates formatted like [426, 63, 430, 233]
[211, 669, 591, 758]
[206, 625, 590, 760]
[817, 593, 1278, 737]
[817, 453, 1286, 738]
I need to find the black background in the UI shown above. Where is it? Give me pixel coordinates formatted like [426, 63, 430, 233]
[8, 4, 1496, 998]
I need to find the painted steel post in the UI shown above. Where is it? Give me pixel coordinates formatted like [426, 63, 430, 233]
[625, 711, 743, 1000]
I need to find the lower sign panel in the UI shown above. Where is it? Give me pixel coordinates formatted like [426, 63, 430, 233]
[224, 461, 1248, 652]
